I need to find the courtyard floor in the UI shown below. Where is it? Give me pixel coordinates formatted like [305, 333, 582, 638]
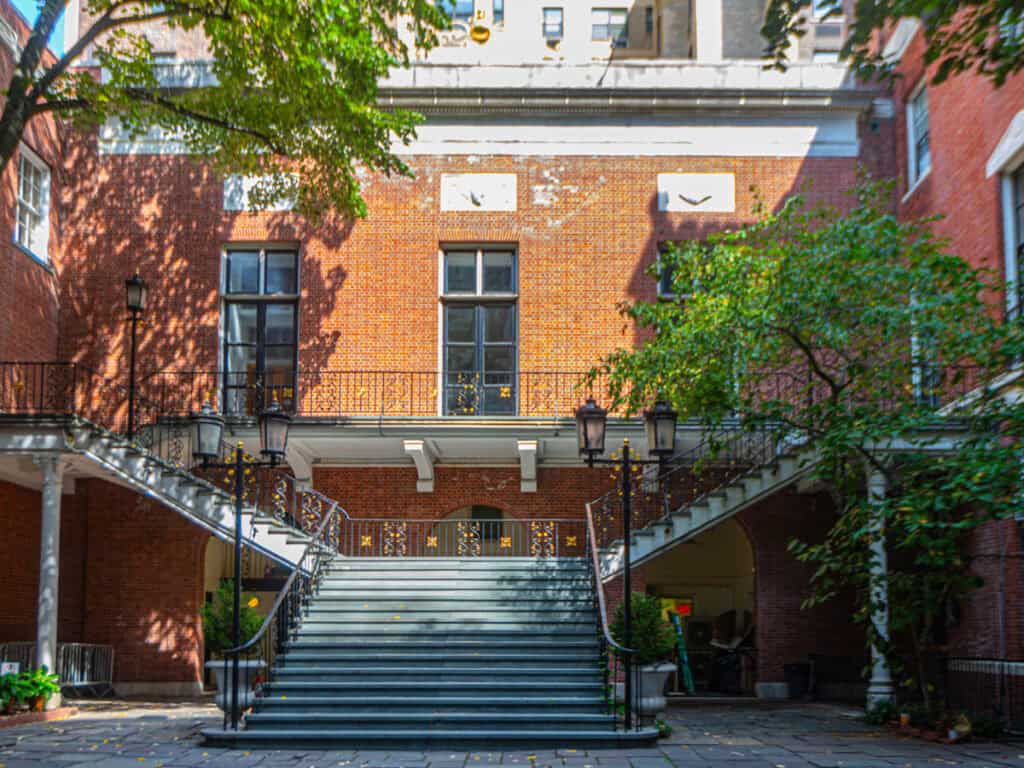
[0, 700, 1022, 768]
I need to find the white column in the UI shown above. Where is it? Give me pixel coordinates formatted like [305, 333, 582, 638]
[866, 467, 894, 708]
[34, 454, 64, 708]
[693, 0, 723, 62]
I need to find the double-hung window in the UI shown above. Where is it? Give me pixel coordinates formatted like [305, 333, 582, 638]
[222, 247, 299, 415]
[907, 84, 931, 187]
[1014, 169, 1024, 317]
[442, 248, 517, 416]
[592, 8, 628, 46]
[15, 145, 50, 262]
[543, 7, 564, 39]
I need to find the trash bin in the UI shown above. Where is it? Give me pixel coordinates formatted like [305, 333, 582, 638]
[784, 662, 811, 699]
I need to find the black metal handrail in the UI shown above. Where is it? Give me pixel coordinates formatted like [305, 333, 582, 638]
[218, 494, 343, 731]
[585, 501, 640, 733]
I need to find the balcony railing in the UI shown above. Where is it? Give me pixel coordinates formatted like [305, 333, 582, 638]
[134, 370, 619, 419]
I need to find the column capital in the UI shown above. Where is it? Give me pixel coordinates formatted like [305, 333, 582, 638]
[33, 454, 65, 482]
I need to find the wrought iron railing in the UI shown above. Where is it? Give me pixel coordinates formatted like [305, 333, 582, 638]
[133, 369, 620, 419]
[0, 642, 115, 691]
[334, 517, 586, 558]
[584, 502, 640, 733]
[219, 493, 343, 730]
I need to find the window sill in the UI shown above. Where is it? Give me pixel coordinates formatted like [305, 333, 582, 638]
[901, 167, 932, 204]
[440, 293, 519, 303]
[10, 239, 53, 274]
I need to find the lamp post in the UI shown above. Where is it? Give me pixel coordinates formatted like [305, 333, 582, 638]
[575, 397, 677, 730]
[190, 399, 291, 731]
[124, 273, 148, 440]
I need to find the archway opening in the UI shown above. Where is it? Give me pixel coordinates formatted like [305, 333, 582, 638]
[645, 518, 756, 697]
[430, 505, 512, 556]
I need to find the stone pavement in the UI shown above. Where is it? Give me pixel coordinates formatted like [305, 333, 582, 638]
[1, 699, 1023, 768]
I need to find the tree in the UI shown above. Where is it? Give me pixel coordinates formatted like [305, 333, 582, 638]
[592, 179, 1024, 713]
[762, 0, 1024, 87]
[200, 579, 263, 655]
[0, 0, 450, 218]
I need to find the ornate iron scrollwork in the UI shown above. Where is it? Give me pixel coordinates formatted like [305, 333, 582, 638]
[529, 520, 555, 558]
[456, 520, 482, 557]
[383, 521, 408, 557]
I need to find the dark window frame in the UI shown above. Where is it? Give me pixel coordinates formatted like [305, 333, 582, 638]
[543, 7, 564, 38]
[591, 7, 628, 46]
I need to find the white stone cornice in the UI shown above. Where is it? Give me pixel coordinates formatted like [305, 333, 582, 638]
[403, 439, 436, 492]
[987, 111, 1024, 177]
[516, 439, 540, 493]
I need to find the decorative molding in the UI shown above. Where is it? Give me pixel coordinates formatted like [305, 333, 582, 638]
[403, 439, 436, 492]
[986, 111, 1024, 177]
[223, 174, 295, 212]
[881, 18, 921, 63]
[440, 173, 517, 211]
[657, 172, 736, 212]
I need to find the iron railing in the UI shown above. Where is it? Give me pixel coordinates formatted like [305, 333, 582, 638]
[945, 657, 1024, 734]
[219, 492, 343, 730]
[0, 642, 115, 692]
[585, 502, 640, 732]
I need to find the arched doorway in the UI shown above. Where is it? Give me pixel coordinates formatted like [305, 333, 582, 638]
[430, 505, 511, 556]
[645, 518, 756, 696]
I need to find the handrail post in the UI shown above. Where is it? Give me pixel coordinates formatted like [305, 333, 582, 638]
[230, 445, 243, 731]
[621, 440, 633, 731]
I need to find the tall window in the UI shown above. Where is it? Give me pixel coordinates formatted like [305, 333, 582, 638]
[591, 8, 627, 45]
[445, 0, 474, 22]
[907, 84, 931, 186]
[442, 248, 517, 416]
[15, 146, 50, 262]
[1015, 168, 1024, 317]
[222, 248, 299, 415]
[543, 7, 564, 39]
[493, 0, 504, 23]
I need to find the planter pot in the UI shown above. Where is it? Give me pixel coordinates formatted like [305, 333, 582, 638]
[615, 662, 677, 716]
[31, 695, 46, 712]
[205, 660, 265, 713]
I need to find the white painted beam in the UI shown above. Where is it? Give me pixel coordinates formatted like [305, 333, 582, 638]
[403, 439, 436, 492]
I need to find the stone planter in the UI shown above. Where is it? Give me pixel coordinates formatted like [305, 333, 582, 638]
[205, 660, 265, 713]
[615, 662, 677, 716]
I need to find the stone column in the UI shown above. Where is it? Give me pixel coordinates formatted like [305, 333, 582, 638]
[866, 467, 894, 708]
[34, 454, 64, 708]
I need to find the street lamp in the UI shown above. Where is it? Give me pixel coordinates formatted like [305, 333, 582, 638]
[575, 396, 677, 729]
[191, 399, 291, 731]
[124, 272, 147, 440]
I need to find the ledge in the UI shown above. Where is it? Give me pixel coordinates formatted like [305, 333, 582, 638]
[0, 706, 78, 730]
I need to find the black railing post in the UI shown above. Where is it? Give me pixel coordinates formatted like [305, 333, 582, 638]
[127, 308, 140, 439]
[621, 439, 633, 731]
[231, 444, 244, 731]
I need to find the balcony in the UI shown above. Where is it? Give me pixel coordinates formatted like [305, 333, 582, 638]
[133, 370, 618, 421]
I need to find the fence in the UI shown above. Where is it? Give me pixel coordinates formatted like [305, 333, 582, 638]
[0, 642, 114, 692]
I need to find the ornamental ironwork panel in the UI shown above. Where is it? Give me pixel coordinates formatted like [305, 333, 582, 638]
[456, 520, 482, 557]
[529, 520, 555, 558]
[383, 521, 408, 557]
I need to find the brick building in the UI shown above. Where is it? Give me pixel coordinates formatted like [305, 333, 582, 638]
[0, 0, 1020, 737]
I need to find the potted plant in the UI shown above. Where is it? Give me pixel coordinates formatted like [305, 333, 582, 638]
[0, 672, 24, 715]
[611, 592, 677, 716]
[18, 667, 60, 712]
[200, 579, 265, 713]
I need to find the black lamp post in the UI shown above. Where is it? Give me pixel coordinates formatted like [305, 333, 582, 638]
[191, 399, 291, 731]
[576, 396, 677, 729]
[124, 272, 148, 440]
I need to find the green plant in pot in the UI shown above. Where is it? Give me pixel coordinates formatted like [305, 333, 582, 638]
[0, 672, 28, 715]
[18, 667, 60, 712]
[610, 592, 676, 717]
[200, 579, 266, 714]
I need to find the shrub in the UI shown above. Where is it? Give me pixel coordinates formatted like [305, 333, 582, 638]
[200, 580, 264, 656]
[610, 593, 675, 666]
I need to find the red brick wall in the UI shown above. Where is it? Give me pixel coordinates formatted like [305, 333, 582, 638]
[58, 144, 862, 400]
[892, 28, 1024, 307]
[735, 490, 863, 683]
[0, 477, 208, 685]
[0, 2, 62, 362]
[313, 465, 609, 519]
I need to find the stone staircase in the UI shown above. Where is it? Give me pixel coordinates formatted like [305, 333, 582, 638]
[65, 418, 311, 567]
[204, 557, 658, 748]
[600, 446, 818, 579]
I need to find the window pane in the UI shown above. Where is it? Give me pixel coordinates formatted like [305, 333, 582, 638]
[264, 345, 294, 372]
[227, 345, 257, 375]
[484, 304, 515, 342]
[447, 345, 477, 372]
[265, 251, 297, 294]
[484, 345, 515, 372]
[445, 252, 476, 293]
[227, 251, 259, 293]
[446, 305, 476, 343]
[494, 0, 504, 23]
[226, 303, 258, 344]
[484, 387, 516, 414]
[265, 304, 296, 345]
[483, 252, 515, 293]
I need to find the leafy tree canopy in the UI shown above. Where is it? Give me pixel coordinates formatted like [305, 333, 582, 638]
[762, 0, 1024, 86]
[1, 0, 450, 218]
[594, 179, 1024, 709]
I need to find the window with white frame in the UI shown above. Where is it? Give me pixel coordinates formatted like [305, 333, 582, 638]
[1014, 168, 1024, 317]
[222, 247, 299, 415]
[907, 83, 931, 186]
[493, 0, 504, 24]
[441, 247, 517, 416]
[543, 7, 563, 39]
[591, 7, 627, 46]
[15, 146, 50, 261]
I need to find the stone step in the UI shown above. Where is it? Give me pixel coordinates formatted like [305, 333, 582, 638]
[284, 638, 601, 652]
[295, 619, 597, 632]
[301, 607, 594, 621]
[270, 666, 601, 683]
[255, 695, 606, 713]
[311, 592, 592, 604]
[289, 629, 598, 643]
[278, 652, 597, 669]
[261, 680, 605, 694]
[243, 712, 617, 732]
